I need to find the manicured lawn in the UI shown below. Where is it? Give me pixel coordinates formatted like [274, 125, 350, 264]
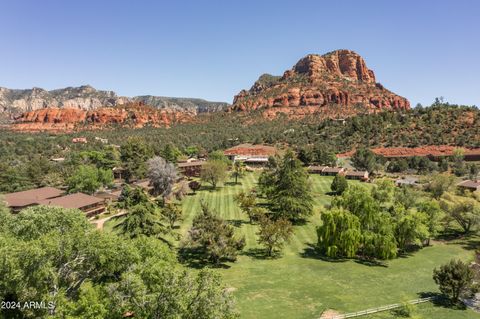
[105, 173, 479, 319]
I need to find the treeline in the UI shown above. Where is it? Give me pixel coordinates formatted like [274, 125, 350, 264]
[0, 102, 479, 192]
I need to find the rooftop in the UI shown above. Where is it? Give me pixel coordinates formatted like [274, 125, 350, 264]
[3, 187, 64, 208]
[345, 170, 369, 176]
[224, 144, 277, 157]
[457, 180, 480, 189]
[38, 193, 104, 209]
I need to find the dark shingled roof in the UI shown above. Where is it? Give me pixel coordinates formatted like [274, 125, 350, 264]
[3, 187, 64, 208]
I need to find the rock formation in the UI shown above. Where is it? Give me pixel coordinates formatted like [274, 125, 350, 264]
[231, 50, 410, 118]
[0, 85, 229, 122]
[11, 103, 194, 132]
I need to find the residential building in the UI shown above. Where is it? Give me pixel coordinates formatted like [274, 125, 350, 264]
[223, 144, 277, 166]
[457, 180, 480, 192]
[38, 193, 106, 217]
[345, 170, 369, 181]
[3, 187, 64, 212]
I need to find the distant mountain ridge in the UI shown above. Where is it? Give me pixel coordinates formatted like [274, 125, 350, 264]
[0, 85, 229, 121]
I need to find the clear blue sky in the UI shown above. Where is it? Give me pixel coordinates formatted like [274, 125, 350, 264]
[0, 0, 479, 106]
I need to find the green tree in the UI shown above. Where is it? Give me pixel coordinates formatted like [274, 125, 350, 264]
[317, 208, 362, 258]
[440, 193, 480, 233]
[371, 178, 395, 205]
[115, 203, 168, 239]
[351, 148, 379, 174]
[433, 259, 475, 304]
[416, 200, 444, 245]
[200, 160, 228, 189]
[231, 161, 245, 184]
[234, 190, 257, 223]
[120, 137, 153, 182]
[161, 143, 182, 163]
[183, 203, 245, 264]
[257, 215, 293, 257]
[67, 165, 113, 194]
[162, 202, 183, 229]
[331, 174, 348, 195]
[269, 151, 314, 221]
[392, 206, 430, 252]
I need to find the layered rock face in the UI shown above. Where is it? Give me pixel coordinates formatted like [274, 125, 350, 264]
[0, 85, 229, 121]
[11, 103, 194, 132]
[232, 50, 410, 117]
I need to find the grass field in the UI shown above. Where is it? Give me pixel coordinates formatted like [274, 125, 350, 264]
[105, 173, 479, 319]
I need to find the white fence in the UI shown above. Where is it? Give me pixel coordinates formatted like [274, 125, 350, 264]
[321, 297, 434, 319]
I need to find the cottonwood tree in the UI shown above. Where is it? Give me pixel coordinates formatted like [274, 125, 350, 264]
[200, 160, 227, 189]
[269, 151, 313, 222]
[67, 165, 113, 194]
[183, 203, 245, 264]
[440, 193, 480, 233]
[416, 200, 444, 245]
[433, 259, 475, 304]
[257, 215, 293, 257]
[425, 173, 455, 199]
[147, 156, 178, 198]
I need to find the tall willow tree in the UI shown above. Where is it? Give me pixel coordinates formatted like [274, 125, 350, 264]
[317, 208, 361, 258]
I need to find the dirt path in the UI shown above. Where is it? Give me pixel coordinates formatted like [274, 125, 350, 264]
[90, 211, 128, 230]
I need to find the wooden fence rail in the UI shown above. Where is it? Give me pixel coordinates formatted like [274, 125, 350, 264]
[321, 297, 434, 319]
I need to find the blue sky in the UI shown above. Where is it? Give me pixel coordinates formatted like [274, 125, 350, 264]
[0, 0, 479, 106]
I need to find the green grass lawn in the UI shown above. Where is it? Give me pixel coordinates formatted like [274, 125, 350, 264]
[105, 173, 479, 319]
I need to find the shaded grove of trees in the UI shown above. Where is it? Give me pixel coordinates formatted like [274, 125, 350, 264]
[316, 181, 446, 261]
[0, 204, 238, 319]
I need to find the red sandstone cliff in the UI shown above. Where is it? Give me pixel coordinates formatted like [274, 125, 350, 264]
[11, 103, 194, 132]
[232, 50, 410, 118]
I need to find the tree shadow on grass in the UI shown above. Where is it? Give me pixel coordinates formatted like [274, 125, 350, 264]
[416, 292, 467, 309]
[300, 243, 347, 263]
[353, 258, 388, 268]
[178, 247, 231, 269]
[226, 219, 249, 228]
[225, 181, 241, 186]
[242, 248, 270, 260]
[242, 248, 284, 260]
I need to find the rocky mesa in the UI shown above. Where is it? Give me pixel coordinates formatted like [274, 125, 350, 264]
[231, 49, 410, 118]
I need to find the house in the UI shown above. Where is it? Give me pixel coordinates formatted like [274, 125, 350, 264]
[38, 193, 106, 217]
[177, 160, 206, 177]
[307, 165, 327, 174]
[223, 144, 277, 166]
[345, 170, 369, 181]
[3, 187, 64, 212]
[457, 180, 480, 192]
[321, 167, 345, 176]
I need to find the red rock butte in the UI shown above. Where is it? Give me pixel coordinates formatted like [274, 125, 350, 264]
[231, 49, 410, 118]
